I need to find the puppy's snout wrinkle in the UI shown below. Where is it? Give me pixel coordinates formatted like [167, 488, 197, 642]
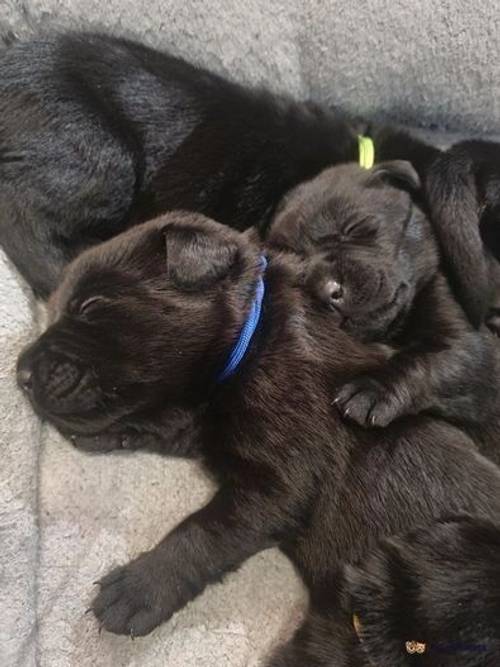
[42, 357, 84, 399]
[17, 345, 85, 402]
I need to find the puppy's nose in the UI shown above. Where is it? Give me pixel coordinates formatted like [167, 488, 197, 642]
[326, 280, 343, 302]
[17, 366, 34, 394]
[322, 279, 344, 307]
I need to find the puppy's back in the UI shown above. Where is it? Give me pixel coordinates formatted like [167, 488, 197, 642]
[295, 404, 500, 579]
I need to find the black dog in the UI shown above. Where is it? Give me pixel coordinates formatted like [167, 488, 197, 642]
[16, 213, 500, 665]
[267, 161, 500, 437]
[0, 31, 440, 298]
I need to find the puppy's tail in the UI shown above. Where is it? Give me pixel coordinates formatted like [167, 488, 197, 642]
[347, 517, 500, 666]
[425, 146, 491, 328]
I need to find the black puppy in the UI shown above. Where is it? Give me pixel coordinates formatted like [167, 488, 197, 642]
[0, 31, 439, 297]
[267, 161, 500, 434]
[16, 213, 500, 665]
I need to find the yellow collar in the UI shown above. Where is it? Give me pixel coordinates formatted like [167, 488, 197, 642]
[358, 135, 375, 169]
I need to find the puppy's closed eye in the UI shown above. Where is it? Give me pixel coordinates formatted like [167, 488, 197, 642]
[341, 217, 378, 240]
[75, 296, 110, 318]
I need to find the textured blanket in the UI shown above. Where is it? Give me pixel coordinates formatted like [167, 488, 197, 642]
[1, 1, 499, 665]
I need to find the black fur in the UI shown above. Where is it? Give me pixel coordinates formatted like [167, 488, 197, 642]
[0, 31, 440, 298]
[0, 31, 357, 297]
[16, 214, 500, 665]
[425, 140, 500, 330]
[347, 517, 500, 666]
[267, 162, 500, 430]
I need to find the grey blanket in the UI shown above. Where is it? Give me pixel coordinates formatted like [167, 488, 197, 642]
[1, 1, 499, 665]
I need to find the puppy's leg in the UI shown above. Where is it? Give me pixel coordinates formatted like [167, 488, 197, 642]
[0, 193, 66, 298]
[335, 275, 499, 427]
[424, 142, 491, 327]
[0, 111, 136, 297]
[92, 483, 300, 636]
[70, 405, 203, 457]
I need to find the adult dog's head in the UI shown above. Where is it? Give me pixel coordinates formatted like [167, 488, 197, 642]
[16, 213, 262, 434]
[267, 162, 439, 342]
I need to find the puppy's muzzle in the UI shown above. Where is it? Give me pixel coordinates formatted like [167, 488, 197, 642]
[17, 345, 95, 415]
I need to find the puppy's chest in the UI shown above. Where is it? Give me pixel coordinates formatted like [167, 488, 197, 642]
[202, 372, 335, 477]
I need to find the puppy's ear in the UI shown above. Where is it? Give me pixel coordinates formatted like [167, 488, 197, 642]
[241, 226, 261, 245]
[368, 160, 421, 192]
[164, 226, 238, 290]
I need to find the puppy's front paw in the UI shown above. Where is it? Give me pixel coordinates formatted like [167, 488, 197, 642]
[92, 554, 175, 637]
[334, 377, 407, 428]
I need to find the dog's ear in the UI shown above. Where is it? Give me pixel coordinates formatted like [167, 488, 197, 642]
[164, 226, 238, 290]
[241, 226, 261, 245]
[368, 160, 421, 192]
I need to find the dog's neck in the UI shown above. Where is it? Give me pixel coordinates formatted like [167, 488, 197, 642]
[210, 253, 387, 399]
[216, 257, 267, 383]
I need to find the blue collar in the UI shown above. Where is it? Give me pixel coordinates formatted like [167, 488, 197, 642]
[216, 256, 267, 383]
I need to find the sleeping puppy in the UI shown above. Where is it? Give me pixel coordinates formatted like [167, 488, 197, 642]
[267, 161, 500, 432]
[0, 30, 358, 298]
[16, 213, 500, 665]
[0, 31, 439, 298]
